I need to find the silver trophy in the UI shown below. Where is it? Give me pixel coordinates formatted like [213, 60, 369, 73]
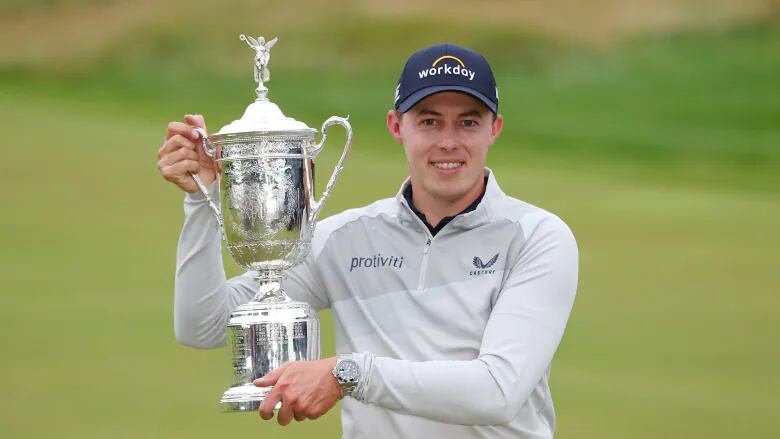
[189, 35, 352, 412]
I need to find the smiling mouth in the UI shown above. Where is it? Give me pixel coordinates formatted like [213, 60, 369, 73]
[430, 161, 464, 170]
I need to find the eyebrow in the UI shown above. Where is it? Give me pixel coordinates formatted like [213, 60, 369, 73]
[414, 108, 486, 118]
[415, 109, 442, 117]
[458, 109, 485, 118]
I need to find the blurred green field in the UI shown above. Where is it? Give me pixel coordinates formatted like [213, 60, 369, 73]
[1, 2, 779, 438]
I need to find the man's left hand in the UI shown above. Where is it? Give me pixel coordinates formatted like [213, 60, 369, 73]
[254, 357, 341, 425]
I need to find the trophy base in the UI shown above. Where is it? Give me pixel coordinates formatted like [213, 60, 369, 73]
[220, 384, 279, 412]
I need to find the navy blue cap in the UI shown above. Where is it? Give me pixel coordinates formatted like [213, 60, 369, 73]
[394, 43, 498, 113]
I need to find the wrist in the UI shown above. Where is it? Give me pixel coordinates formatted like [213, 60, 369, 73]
[324, 357, 343, 399]
[185, 179, 218, 200]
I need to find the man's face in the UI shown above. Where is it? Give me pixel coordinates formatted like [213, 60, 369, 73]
[387, 92, 503, 204]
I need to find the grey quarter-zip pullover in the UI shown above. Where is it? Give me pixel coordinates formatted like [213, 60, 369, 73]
[174, 169, 579, 438]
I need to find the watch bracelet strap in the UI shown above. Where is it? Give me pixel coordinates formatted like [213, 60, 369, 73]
[342, 380, 358, 396]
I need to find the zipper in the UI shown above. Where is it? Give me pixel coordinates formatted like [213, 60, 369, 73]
[417, 237, 432, 290]
[399, 197, 436, 291]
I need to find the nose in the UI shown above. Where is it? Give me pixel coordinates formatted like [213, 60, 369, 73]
[437, 127, 458, 150]
[437, 139, 456, 151]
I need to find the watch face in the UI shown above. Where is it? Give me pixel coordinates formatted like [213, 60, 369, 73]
[337, 359, 360, 381]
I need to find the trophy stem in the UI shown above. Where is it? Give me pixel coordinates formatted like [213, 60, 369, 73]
[255, 83, 269, 101]
[251, 269, 289, 303]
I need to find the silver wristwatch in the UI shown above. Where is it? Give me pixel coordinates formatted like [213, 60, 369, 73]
[332, 355, 361, 397]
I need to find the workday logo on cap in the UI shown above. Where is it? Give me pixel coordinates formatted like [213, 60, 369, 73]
[394, 43, 498, 113]
[417, 55, 476, 81]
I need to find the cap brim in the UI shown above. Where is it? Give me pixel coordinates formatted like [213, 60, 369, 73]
[397, 85, 497, 113]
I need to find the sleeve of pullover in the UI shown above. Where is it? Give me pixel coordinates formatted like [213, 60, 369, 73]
[173, 184, 330, 349]
[351, 215, 579, 426]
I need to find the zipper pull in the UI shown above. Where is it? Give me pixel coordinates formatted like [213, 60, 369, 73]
[423, 238, 431, 254]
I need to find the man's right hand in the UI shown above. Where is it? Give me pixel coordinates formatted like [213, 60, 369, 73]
[157, 114, 216, 193]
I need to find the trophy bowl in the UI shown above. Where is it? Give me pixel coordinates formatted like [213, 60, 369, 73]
[214, 129, 316, 272]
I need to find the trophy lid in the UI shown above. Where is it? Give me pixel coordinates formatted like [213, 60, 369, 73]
[216, 100, 313, 134]
[216, 35, 315, 135]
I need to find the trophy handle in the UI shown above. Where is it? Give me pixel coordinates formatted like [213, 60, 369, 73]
[308, 116, 352, 223]
[188, 128, 224, 233]
[192, 126, 217, 158]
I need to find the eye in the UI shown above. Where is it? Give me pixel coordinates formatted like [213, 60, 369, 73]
[420, 118, 438, 127]
[462, 119, 479, 128]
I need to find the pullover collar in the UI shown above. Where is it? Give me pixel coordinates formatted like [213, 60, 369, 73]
[396, 168, 505, 235]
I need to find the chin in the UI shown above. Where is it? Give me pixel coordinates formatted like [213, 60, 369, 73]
[430, 185, 469, 203]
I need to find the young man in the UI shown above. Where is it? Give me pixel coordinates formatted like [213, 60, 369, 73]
[159, 43, 578, 438]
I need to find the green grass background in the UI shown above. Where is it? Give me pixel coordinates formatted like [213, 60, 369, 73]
[1, 1, 778, 438]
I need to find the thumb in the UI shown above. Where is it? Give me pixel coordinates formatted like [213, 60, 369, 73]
[184, 113, 207, 131]
[253, 365, 286, 387]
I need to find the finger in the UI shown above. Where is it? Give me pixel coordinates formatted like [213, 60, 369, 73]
[294, 411, 306, 422]
[254, 363, 288, 388]
[258, 386, 282, 421]
[158, 135, 197, 161]
[166, 120, 200, 142]
[158, 144, 198, 168]
[277, 396, 294, 426]
[160, 160, 199, 184]
[163, 133, 196, 152]
[306, 402, 330, 420]
[184, 114, 207, 131]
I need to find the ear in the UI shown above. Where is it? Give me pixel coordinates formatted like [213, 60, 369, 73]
[386, 110, 403, 145]
[489, 114, 504, 146]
